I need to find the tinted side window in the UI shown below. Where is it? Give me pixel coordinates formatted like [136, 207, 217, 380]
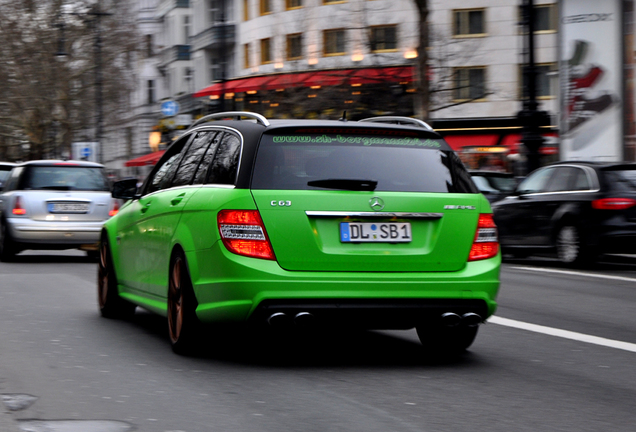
[172, 131, 213, 187]
[193, 131, 223, 184]
[145, 135, 191, 194]
[517, 167, 555, 193]
[207, 133, 241, 185]
[3, 167, 22, 192]
[544, 167, 574, 192]
[572, 168, 592, 191]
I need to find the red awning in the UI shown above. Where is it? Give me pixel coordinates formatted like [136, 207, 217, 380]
[193, 66, 415, 98]
[442, 135, 500, 151]
[125, 150, 165, 167]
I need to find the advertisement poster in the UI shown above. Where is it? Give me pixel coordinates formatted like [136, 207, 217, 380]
[560, 0, 623, 161]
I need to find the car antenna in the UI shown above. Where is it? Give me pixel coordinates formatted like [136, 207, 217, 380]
[339, 111, 347, 122]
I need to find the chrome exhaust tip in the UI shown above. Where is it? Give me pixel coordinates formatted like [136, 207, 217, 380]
[440, 312, 462, 327]
[294, 312, 315, 327]
[267, 312, 290, 327]
[462, 312, 483, 327]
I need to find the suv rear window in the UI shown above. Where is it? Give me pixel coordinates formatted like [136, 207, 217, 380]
[20, 166, 110, 191]
[604, 168, 636, 192]
[251, 131, 477, 193]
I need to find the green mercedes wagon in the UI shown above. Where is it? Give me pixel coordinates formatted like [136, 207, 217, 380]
[99, 112, 500, 355]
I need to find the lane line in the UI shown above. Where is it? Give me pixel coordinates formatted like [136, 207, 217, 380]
[509, 266, 636, 283]
[489, 316, 636, 353]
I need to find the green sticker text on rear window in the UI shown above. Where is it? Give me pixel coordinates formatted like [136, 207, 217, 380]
[272, 135, 442, 148]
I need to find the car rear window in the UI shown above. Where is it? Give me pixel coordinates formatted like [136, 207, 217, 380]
[20, 166, 110, 191]
[251, 131, 477, 193]
[604, 168, 636, 192]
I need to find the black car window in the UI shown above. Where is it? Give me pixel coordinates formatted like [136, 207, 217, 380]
[171, 131, 213, 187]
[251, 132, 476, 193]
[571, 167, 592, 191]
[193, 131, 223, 184]
[145, 135, 191, 194]
[3, 167, 22, 192]
[544, 167, 575, 192]
[207, 133, 241, 185]
[604, 168, 636, 192]
[517, 167, 555, 194]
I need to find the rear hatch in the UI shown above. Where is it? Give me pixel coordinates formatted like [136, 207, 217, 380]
[17, 164, 113, 222]
[250, 127, 482, 272]
[602, 166, 636, 221]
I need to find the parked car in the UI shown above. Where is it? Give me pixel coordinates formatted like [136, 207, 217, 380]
[492, 161, 636, 265]
[99, 112, 501, 355]
[0, 162, 16, 189]
[0, 160, 118, 261]
[469, 170, 518, 203]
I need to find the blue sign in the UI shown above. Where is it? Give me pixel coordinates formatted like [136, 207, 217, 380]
[161, 100, 179, 117]
[81, 147, 92, 158]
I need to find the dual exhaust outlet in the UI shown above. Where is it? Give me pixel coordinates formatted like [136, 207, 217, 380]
[267, 312, 315, 328]
[440, 312, 483, 328]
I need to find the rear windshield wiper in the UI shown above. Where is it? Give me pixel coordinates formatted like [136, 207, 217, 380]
[307, 179, 378, 191]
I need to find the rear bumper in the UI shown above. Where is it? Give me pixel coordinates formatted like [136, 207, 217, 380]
[186, 243, 501, 329]
[6, 217, 104, 246]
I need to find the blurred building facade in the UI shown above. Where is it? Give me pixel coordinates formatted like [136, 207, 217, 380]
[106, 0, 560, 176]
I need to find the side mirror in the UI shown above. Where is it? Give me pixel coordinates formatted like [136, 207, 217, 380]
[112, 178, 139, 200]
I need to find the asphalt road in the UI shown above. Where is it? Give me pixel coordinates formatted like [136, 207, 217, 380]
[0, 251, 635, 432]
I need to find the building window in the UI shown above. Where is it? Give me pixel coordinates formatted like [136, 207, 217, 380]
[145, 34, 153, 58]
[370, 25, 397, 52]
[260, 38, 272, 64]
[520, 63, 557, 99]
[209, 0, 222, 23]
[520, 3, 557, 33]
[323, 0, 347, 4]
[184, 15, 191, 44]
[453, 8, 486, 37]
[286, 33, 303, 60]
[243, 0, 249, 20]
[286, 0, 302, 9]
[244, 43, 251, 69]
[147, 80, 155, 104]
[260, 0, 271, 15]
[323, 29, 346, 56]
[211, 56, 222, 81]
[453, 67, 486, 101]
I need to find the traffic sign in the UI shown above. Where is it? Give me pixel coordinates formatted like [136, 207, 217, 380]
[161, 100, 179, 117]
[81, 147, 92, 159]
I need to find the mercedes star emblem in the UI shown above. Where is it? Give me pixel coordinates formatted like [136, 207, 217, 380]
[369, 197, 385, 211]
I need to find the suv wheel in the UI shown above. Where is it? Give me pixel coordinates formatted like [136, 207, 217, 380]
[556, 225, 593, 266]
[98, 235, 136, 318]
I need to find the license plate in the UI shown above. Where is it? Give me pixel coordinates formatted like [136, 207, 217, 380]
[48, 203, 89, 213]
[340, 222, 412, 243]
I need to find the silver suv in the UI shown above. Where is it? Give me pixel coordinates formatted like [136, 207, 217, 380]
[0, 160, 117, 261]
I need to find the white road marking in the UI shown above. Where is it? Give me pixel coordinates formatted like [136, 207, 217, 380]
[489, 316, 636, 353]
[509, 266, 636, 283]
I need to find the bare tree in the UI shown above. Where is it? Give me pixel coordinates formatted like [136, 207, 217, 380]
[0, 0, 139, 161]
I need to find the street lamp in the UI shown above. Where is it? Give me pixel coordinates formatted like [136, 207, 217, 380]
[55, 5, 111, 164]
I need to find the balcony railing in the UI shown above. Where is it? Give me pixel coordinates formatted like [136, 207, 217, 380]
[191, 23, 235, 52]
[158, 45, 191, 66]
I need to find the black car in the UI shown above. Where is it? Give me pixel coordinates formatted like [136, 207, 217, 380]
[469, 170, 518, 203]
[492, 161, 636, 265]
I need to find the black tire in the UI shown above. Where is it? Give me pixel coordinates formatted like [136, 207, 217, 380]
[168, 249, 201, 355]
[86, 249, 100, 261]
[0, 220, 18, 262]
[98, 235, 136, 318]
[555, 224, 594, 266]
[416, 325, 479, 356]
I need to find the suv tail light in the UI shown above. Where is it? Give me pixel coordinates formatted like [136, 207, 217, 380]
[109, 200, 120, 217]
[12, 196, 26, 215]
[468, 213, 499, 261]
[217, 210, 276, 260]
[592, 198, 636, 210]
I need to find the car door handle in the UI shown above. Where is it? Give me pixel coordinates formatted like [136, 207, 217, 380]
[141, 202, 151, 214]
[171, 193, 186, 206]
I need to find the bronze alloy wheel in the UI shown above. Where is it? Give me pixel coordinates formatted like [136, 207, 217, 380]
[167, 250, 200, 354]
[97, 240, 110, 310]
[97, 235, 135, 318]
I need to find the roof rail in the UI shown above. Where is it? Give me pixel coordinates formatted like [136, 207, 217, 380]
[358, 116, 434, 131]
[190, 111, 270, 128]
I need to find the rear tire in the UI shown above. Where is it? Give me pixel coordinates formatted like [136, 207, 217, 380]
[416, 325, 479, 356]
[97, 235, 136, 318]
[0, 220, 18, 262]
[168, 250, 201, 355]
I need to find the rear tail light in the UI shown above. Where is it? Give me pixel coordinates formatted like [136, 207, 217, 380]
[217, 210, 276, 260]
[468, 213, 499, 261]
[109, 200, 120, 217]
[12, 196, 26, 215]
[592, 198, 636, 210]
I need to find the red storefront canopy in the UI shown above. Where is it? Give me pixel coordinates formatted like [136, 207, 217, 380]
[125, 150, 165, 167]
[193, 66, 415, 98]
